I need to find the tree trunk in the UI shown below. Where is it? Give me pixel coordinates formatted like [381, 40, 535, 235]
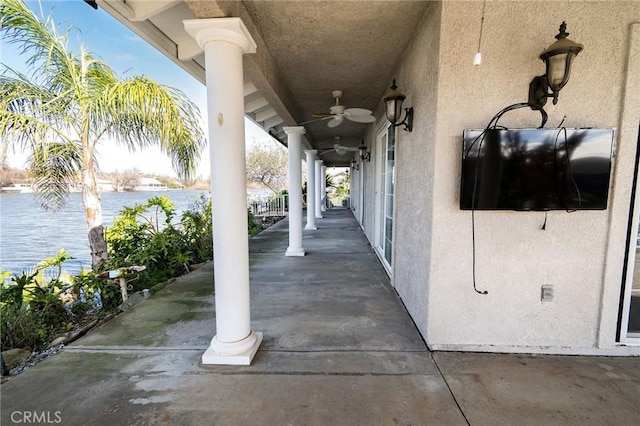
[82, 167, 108, 271]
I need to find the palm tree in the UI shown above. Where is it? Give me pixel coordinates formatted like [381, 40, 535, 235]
[0, 0, 205, 270]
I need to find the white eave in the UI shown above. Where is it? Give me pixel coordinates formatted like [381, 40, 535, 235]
[96, 0, 291, 144]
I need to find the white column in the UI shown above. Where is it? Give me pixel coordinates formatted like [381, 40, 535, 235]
[320, 165, 327, 212]
[305, 150, 318, 230]
[184, 18, 262, 365]
[315, 159, 323, 219]
[284, 127, 305, 256]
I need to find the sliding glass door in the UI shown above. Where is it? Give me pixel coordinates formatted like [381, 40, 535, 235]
[375, 124, 395, 273]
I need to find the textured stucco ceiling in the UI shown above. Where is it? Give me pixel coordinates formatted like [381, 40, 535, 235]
[239, 1, 429, 155]
[98, 0, 430, 165]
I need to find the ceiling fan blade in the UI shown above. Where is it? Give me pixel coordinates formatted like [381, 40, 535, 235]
[327, 116, 344, 128]
[334, 144, 359, 152]
[344, 107, 373, 116]
[312, 112, 334, 118]
[298, 116, 333, 126]
[346, 114, 376, 123]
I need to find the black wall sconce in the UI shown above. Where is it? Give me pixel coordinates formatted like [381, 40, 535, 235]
[350, 158, 359, 170]
[528, 21, 583, 110]
[383, 79, 413, 132]
[358, 142, 370, 162]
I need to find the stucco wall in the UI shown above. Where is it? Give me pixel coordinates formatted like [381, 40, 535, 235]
[370, 1, 640, 354]
[388, 1, 442, 342]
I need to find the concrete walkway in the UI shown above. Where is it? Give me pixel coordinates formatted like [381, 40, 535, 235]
[1, 209, 639, 425]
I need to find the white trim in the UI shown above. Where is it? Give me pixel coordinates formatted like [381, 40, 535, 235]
[184, 18, 257, 54]
[374, 123, 394, 277]
[617, 24, 640, 344]
[429, 342, 640, 357]
[203, 332, 263, 365]
[358, 158, 364, 225]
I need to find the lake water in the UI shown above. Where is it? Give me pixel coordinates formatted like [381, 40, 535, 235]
[0, 190, 208, 275]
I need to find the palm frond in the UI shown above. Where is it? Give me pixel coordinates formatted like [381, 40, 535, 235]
[1, 0, 76, 83]
[0, 72, 75, 154]
[29, 140, 83, 211]
[105, 77, 205, 178]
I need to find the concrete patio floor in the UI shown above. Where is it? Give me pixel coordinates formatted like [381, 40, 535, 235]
[1, 209, 639, 425]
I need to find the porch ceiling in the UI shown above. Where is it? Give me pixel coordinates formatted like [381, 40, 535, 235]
[95, 0, 430, 166]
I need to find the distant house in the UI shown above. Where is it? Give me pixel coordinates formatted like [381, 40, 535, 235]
[0, 182, 33, 193]
[134, 178, 168, 191]
[97, 179, 114, 192]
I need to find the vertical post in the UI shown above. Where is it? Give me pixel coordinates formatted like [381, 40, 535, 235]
[184, 18, 262, 365]
[305, 150, 318, 230]
[284, 126, 306, 256]
[321, 165, 327, 212]
[315, 159, 323, 219]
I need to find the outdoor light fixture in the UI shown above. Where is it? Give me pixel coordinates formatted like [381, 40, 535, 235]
[528, 21, 583, 110]
[383, 79, 413, 132]
[350, 159, 359, 170]
[358, 142, 371, 162]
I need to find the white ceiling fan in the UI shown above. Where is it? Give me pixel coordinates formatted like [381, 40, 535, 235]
[312, 90, 376, 128]
[319, 137, 359, 156]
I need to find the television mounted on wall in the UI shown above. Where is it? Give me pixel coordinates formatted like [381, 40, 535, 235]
[459, 127, 615, 211]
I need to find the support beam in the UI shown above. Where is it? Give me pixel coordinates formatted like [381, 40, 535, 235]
[177, 38, 202, 61]
[244, 96, 269, 114]
[321, 165, 327, 212]
[263, 115, 284, 129]
[284, 127, 306, 256]
[243, 82, 258, 97]
[184, 17, 262, 366]
[305, 150, 318, 230]
[129, 0, 180, 21]
[255, 107, 278, 122]
[315, 159, 323, 219]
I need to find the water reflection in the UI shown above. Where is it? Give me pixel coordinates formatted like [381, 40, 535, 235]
[0, 190, 208, 274]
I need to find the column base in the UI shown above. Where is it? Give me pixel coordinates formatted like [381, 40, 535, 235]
[285, 247, 306, 256]
[304, 224, 318, 230]
[202, 331, 263, 365]
[315, 215, 323, 219]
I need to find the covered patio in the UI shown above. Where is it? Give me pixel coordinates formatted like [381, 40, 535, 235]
[2, 210, 638, 424]
[88, 0, 640, 358]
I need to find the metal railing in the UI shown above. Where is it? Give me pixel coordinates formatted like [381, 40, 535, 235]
[248, 193, 288, 217]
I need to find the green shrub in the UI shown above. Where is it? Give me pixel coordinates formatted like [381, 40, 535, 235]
[247, 209, 262, 236]
[106, 196, 184, 289]
[0, 250, 73, 351]
[105, 195, 218, 289]
[180, 194, 213, 264]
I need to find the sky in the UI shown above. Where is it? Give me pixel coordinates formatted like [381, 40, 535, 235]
[0, 0, 274, 179]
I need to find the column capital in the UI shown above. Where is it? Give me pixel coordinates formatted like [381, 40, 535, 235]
[184, 17, 257, 54]
[283, 126, 306, 135]
[305, 149, 317, 155]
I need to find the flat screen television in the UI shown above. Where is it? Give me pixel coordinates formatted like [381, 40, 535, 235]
[460, 127, 615, 211]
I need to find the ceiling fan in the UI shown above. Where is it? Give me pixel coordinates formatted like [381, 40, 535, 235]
[312, 90, 376, 128]
[319, 137, 359, 156]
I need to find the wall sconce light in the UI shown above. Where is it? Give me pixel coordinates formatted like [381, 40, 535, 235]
[383, 79, 413, 132]
[528, 21, 583, 110]
[358, 142, 370, 162]
[350, 158, 359, 171]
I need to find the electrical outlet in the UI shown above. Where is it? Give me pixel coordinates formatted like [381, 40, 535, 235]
[541, 285, 554, 302]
